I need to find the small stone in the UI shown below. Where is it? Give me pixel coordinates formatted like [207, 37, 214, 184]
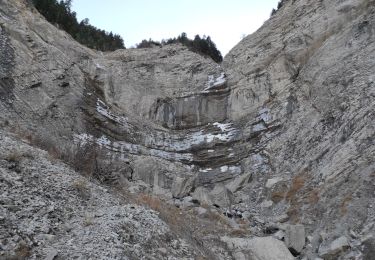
[194, 207, 207, 216]
[44, 249, 58, 260]
[266, 177, 283, 189]
[260, 200, 273, 208]
[242, 211, 251, 219]
[361, 235, 375, 260]
[273, 230, 285, 240]
[158, 247, 167, 255]
[319, 236, 350, 259]
[271, 213, 289, 223]
[254, 216, 265, 224]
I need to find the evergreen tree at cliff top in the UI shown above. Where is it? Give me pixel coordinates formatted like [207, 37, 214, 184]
[137, 33, 223, 63]
[31, 0, 125, 52]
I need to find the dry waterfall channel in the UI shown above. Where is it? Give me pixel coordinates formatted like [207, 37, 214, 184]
[0, 0, 375, 259]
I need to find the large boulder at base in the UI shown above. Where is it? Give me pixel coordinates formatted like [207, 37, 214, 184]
[226, 173, 252, 193]
[221, 236, 295, 260]
[285, 224, 305, 254]
[171, 175, 195, 198]
[318, 236, 350, 259]
[210, 185, 234, 208]
[191, 187, 212, 206]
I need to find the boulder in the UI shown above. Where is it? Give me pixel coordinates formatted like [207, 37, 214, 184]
[132, 157, 172, 190]
[221, 236, 295, 260]
[271, 213, 289, 223]
[171, 175, 194, 198]
[210, 185, 234, 208]
[361, 235, 375, 260]
[45, 249, 58, 260]
[191, 187, 212, 206]
[318, 236, 349, 259]
[260, 200, 273, 208]
[181, 196, 195, 208]
[194, 207, 208, 216]
[226, 173, 252, 193]
[285, 224, 305, 254]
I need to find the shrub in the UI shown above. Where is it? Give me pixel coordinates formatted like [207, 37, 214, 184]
[31, 0, 125, 51]
[72, 178, 91, 199]
[271, 0, 290, 16]
[4, 150, 23, 163]
[136, 33, 223, 63]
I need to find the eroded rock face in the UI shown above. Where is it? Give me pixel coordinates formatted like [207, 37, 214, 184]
[222, 1, 375, 259]
[0, 130, 201, 259]
[1, 0, 374, 259]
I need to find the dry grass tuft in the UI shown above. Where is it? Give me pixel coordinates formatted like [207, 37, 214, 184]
[72, 179, 90, 199]
[308, 188, 320, 204]
[286, 174, 306, 201]
[135, 193, 181, 226]
[83, 214, 94, 226]
[229, 228, 250, 237]
[136, 193, 162, 212]
[278, 173, 309, 223]
[4, 150, 23, 163]
[340, 195, 352, 215]
[15, 242, 31, 259]
[271, 190, 286, 203]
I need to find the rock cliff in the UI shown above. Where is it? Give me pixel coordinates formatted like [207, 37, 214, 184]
[0, 0, 374, 259]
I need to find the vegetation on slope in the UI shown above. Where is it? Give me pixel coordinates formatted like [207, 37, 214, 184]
[31, 1, 223, 62]
[136, 33, 223, 63]
[31, 0, 125, 51]
[271, 0, 289, 16]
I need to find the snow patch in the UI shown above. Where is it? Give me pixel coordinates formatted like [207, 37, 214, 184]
[97, 135, 111, 147]
[257, 107, 272, 123]
[220, 166, 229, 172]
[74, 133, 93, 145]
[252, 123, 266, 132]
[205, 132, 234, 142]
[74, 133, 193, 162]
[213, 122, 234, 132]
[95, 63, 104, 69]
[96, 99, 129, 127]
[204, 73, 226, 90]
[199, 168, 212, 173]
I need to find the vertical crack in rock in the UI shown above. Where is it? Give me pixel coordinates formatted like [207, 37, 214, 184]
[0, 25, 15, 103]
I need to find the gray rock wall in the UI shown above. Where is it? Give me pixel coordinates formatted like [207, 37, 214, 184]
[0, 0, 374, 259]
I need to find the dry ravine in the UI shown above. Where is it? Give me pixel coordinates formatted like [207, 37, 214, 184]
[0, 0, 374, 259]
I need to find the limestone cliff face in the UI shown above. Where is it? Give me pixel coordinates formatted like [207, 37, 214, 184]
[223, 0, 375, 250]
[1, 0, 374, 259]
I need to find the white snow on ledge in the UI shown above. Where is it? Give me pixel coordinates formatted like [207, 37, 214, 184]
[198, 165, 241, 174]
[96, 99, 129, 127]
[95, 63, 104, 70]
[213, 122, 234, 132]
[74, 133, 194, 162]
[204, 73, 226, 91]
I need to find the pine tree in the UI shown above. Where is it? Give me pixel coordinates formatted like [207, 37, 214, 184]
[31, 0, 125, 51]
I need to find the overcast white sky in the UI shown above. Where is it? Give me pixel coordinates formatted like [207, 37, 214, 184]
[71, 0, 279, 56]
